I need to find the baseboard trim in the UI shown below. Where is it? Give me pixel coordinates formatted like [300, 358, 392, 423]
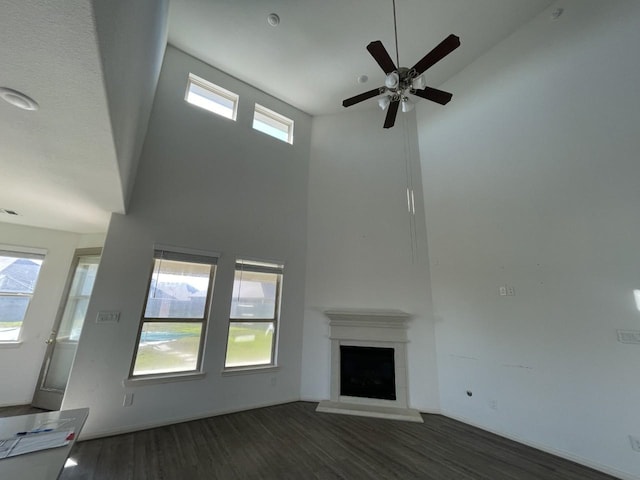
[78, 397, 301, 441]
[440, 410, 637, 480]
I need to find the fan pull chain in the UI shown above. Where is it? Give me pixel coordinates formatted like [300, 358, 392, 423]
[402, 114, 418, 263]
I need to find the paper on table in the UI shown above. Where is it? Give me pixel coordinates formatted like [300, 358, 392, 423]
[33, 418, 74, 431]
[0, 430, 74, 459]
[0, 438, 20, 459]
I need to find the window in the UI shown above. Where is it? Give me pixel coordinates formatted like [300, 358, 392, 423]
[130, 249, 217, 377]
[0, 249, 44, 342]
[57, 251, 100, 342]
[185, 73, 239, 120]
[225, 259, 283, 369]
[252, 104, 294, 144]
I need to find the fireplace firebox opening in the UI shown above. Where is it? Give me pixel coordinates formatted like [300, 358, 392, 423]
[340, 345, 396, 401]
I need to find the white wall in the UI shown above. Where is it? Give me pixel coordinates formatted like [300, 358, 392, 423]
[92, 0, 169, 205]
[0, 223, 104, 406]
[63, 46, 312, 438]
[417, 1, 640, 478]
[301, 109, 440, 412]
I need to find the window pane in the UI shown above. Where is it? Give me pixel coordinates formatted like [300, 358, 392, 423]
[253, 116, 289, 142]
[144, 259, 212, 319]
[59, 256, 100, 341]
[185, 74, 238, 120]
[0, 296, 30, 341]
[230, 270, 278, 319]
[0, 253, 44, 341]
[225, 322, 274, 368]
[132, 322, 202, 376]
[252, 104, 293, 144]
[0, 255, 43, 294]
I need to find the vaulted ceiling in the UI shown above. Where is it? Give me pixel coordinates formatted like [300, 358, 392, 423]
[0, 0, 555, 233]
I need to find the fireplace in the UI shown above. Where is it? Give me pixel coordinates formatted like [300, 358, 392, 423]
[340, 346, 396, 400]
[316, 309, 423, 423]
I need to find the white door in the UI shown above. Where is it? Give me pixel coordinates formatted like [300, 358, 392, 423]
[31, 248, 101, 410]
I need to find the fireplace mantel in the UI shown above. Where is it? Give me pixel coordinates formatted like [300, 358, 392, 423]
[325, 309, 411, 344]
[324, 309, 411, 337]
[324, 309, 411, 323]
[316, 309, 423, 423]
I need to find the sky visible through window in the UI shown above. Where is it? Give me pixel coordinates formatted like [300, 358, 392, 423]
[253, 118, 289, 142]
[186, 83, 235, 119]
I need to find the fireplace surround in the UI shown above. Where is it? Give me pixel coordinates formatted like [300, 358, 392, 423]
[316, 309, 423, 423]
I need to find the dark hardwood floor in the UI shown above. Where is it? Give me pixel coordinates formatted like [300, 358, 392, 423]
[0, 404, 46, 417]
[21, 401, 615, 480]
[0, 402, 619, 479]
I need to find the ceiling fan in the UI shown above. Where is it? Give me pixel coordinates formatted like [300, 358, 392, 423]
[342, 1, 461, 129]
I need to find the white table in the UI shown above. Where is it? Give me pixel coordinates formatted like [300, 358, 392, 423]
[0, 408, 89, 480]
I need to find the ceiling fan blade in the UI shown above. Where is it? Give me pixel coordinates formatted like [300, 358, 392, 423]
[412, 86, 453, 105]
[410, 34, 460, 76]
[342, 88, 382, 108]
[383, 99, 400, 129]
[366, 41, 397, 74]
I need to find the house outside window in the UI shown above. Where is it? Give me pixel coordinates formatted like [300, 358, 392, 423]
[130, 249, 217, 377]
[0, 249, 45, 342]
[225, 259, 283, 369]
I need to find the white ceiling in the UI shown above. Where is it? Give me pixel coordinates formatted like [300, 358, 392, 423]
[168, 0, 556, 116]
[0, 0, 555, 234]
[0, 0, 123, 233]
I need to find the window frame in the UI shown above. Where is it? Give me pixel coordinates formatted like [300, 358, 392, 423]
[129, 249, 218, 379]
[0, 247, 46, 344]
[252, 103, 294, 144]
[224, 259, 284, 370]
[185, 73, 239, 121]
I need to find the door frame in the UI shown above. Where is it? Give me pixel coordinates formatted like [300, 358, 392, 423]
[31, 247, 102, 410]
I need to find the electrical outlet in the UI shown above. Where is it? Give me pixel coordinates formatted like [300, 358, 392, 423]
[123, 393, 134, 407]
[629, 435, 640, 452]
[506, 286, 515, 296]
[489, 400, 498, 411]
[499, 286, 507, 296]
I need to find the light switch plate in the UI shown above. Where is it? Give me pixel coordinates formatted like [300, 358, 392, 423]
[617, 330, 640, 345]
[96, 311, 120, 323]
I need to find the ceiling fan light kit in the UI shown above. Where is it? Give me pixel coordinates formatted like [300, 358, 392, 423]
[342, 0, 460, 128]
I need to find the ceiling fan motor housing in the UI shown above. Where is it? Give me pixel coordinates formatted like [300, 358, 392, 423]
[384, 67, 420, 97]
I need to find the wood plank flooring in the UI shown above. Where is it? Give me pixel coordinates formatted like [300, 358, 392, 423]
[0, 402, 619, 479]
[0, 404, 45, 417]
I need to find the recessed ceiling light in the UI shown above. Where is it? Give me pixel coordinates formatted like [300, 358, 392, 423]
[267, 13, 280, 26]
[357, 75, 369, 84]
[0, 87, 39, 111]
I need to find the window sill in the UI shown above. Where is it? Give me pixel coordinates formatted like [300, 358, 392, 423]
[221, 365, 280, 376]
[123, 371, 206, 387]
[0, 341, 23, 348]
